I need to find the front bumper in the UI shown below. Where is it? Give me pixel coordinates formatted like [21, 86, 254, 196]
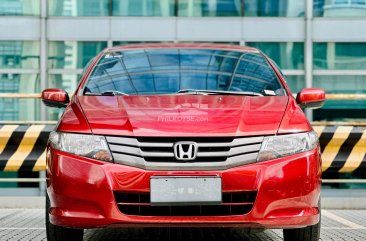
[47, 147, 321, 229]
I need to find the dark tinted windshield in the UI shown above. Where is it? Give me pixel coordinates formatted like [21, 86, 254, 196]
[83, 49, 284, 96]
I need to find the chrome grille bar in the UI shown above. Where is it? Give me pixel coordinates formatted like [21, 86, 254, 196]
[106, 136, 264, 171]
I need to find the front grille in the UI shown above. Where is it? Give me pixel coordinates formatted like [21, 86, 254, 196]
[144, 156, 227, 162]
[114, 191, 257, 216]
[106, 136, 264, 170]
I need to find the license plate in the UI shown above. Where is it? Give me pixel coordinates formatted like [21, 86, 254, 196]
[150, 176, 222, 206]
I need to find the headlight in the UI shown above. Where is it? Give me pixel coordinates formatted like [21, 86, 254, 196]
[257, 131, 318, 162]
[49, 132, 113, 162]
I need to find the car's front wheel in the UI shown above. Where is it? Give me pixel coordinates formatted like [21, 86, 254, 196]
[283, 221, 320, 241]
[46, 194, 84, 241]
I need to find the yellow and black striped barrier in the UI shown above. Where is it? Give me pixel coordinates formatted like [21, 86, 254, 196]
[314, 125, 366, 174]
[0, 124, 365, 173]
[0, 125, 54, 172]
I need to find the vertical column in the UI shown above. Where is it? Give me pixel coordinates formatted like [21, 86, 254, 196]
[108, 0, 113, 48]
[40, 0, 47, 121]
[108, 39, 113, 48]
[39, 0, 47, 196]
[108, 0, 113, 16]
[39, 171, 46, 196]
[161, 0, 170, 17]
[174, 0, 179, 43]
[175, 0, 179, 17]
[305, 0, 313, 121]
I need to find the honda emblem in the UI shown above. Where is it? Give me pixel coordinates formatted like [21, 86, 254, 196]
[173, 142, 198, 161]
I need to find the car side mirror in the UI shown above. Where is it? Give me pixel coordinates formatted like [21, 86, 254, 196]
[296, 88, 325, 109]
[41, 88, 70, 108]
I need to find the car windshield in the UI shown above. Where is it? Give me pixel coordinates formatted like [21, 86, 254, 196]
[83, 48, 285, 96]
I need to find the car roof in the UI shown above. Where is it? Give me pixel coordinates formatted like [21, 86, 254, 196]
[106, 43, 260, 54]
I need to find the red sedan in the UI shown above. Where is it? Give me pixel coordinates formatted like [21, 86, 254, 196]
[42, 44, 325, 241]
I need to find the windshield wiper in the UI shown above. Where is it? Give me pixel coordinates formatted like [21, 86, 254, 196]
[85, 91, 129, 96]
[176, 89, 263, 96]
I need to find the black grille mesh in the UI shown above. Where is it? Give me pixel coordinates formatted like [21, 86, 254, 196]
[114, 191, 257, 216]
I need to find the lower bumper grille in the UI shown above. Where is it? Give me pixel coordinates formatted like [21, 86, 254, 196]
[114, 191, 257, 216]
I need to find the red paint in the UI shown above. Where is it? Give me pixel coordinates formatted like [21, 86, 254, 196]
[47, 148, 321, 229]
[56, 101, 92, 134]
[45, 44, 323, 230]
[42, 88, 69, 105]
[278, 97, 312, 134]
[296, 88, 326, 109]
[77, 95, 289, 137]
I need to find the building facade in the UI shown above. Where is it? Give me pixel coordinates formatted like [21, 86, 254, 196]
[0, 0, 366, 122]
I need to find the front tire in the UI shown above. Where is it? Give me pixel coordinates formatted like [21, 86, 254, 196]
[283, 221, 320, 241]
[46, 194, 84, 241]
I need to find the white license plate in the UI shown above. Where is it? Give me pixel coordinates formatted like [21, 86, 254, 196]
[150, 176, 222, 206]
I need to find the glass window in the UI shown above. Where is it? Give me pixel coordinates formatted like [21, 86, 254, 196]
[49, 0, 109, 16]
[48, 41, 107, 69]
[47, 106, 65, 122]
[314, 0, 366, 17]
[113, 0, 175, 16]
[0, 98, 41, 121]
[247, 42, 304, 70]
[179, 41, 240, 45]
[114, 42, 238, 48]
[84, 49, 284, 95]
[0, 0, 40, 16]
[0, 74, 40, 121]
[314, 43, 366, 70]
[284, 75, 305, 93]
[313, 75, 366, 94]
[113, 41, 173, 46]
[313, 75, 366, 120]
[48, 74, 82, 94]
[178, 0, 242, 17]
[0, 74, 40, 94]
[313, 74, 366, 121]
[0, 41, 39, 69]
[244, 0, 305, 17]
[314, 100, 366, 120]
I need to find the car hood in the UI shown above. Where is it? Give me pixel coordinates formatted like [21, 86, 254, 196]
[77, 95, 289, 137]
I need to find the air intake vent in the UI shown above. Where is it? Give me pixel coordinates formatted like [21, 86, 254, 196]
[114, 191, 257, 216]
